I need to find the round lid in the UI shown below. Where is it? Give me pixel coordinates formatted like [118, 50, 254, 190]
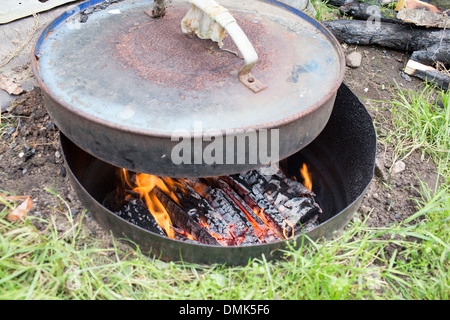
[36, 0, 344, 135]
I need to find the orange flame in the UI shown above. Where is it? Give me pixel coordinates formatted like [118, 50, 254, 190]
[300, 163, 312, 191]
[120, 171, 200, 240]
[133, 174, 175, 238]
[119, 170, 300, 244]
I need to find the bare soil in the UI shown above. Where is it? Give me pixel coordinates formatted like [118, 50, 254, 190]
[342, 45, 441, 227]
[0, 44, 442, 249]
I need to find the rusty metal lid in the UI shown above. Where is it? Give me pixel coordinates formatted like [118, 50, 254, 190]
[35, 0, 344, 136]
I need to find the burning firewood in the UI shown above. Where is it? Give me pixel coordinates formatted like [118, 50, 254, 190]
[152, 187, 221, 245]
[219, 175, 287, 237]
[208, 178, 271, 232]
[229, 165, 320, 236]
[107, 162, 322, 247]
[181, 178, 268, 245]
[169, 180, 239, 245]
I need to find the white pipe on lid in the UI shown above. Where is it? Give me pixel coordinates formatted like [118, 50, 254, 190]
[181, 0, 266, 92]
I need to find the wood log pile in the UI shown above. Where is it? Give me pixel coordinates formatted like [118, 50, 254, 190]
[323, 0, 450, 89]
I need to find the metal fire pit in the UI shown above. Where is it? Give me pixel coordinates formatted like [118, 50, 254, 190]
[61, 84, 376, 265]
[32, 0, 345, 177]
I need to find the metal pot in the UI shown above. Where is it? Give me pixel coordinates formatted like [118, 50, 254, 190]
[32, 0, 345, 177]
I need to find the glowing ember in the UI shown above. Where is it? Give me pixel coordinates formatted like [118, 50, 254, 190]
[133, 174, 176, 239]
[116, 165, 321, 246]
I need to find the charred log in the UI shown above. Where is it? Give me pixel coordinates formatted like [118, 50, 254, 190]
[219, 175, 286, 237]
[323, 19, 450, 64]
[169, 180, 238, 246]
[339, 2, 403, 24]
[411, 44, 450, 67]
[183, 179, 263, 245]
[152, 187, 221, 245]
[103, 189, 126, 213]
[117, 199, 166, 237]
[323, 19, 449, 53]
[207, 178, 267, 228]
[405, 59, 450, 89]
[229, 165, 320, 235]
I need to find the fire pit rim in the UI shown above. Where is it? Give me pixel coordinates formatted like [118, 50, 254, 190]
[59, 83, 377, 260]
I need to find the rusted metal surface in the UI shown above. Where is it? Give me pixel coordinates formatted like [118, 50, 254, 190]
[114, 7, 274, 91]
[180, 0, 266, 92]
[32, 0, 345, 177]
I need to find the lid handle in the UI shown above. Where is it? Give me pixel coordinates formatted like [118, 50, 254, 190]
[181, 0, 267, 93]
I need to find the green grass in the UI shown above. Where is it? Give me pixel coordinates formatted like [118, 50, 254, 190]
[311, 0, 340, 21]
[0, 182, 449, 300]
[376, 82, 449, 183]
[1, 84, 449, 300]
